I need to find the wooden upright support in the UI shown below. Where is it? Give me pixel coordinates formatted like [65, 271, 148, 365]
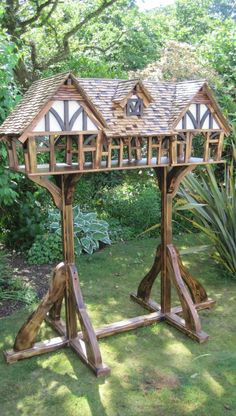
[4, 166, 215, 377]
[4, 174, 110, 376]
[131, 165, 215, 343]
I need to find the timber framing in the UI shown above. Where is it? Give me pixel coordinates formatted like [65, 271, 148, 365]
[0, 71, 231, 378]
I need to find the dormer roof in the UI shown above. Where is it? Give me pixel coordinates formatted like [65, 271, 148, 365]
[112, 79, 153, 107]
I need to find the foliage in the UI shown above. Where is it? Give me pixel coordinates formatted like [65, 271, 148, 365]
[0, 30, 20, 122]
[0, 0, 136, 87]
[0, 250, 36, 304]
[177, 165, 236, 275]
[27, 233, 62, 265]
[0, 0, 235, 251]
[49, 205, 111, 256]
[199, 18, 236, 118]
[130, 40, 217, 82]
[1, 183, 48, 250]
[100, 182, 162, 236]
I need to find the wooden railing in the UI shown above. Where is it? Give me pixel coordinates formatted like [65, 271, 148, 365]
[7, 131, 225, 175]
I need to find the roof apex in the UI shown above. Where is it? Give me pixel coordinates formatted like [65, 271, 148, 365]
[112, 78, 153, 105]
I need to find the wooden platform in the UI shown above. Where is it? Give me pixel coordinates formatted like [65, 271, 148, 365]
[15, 157, 224, 176]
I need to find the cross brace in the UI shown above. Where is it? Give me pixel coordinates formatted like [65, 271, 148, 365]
[4, 167, 215, 376]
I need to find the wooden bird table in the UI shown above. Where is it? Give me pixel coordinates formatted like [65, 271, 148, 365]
[4, 165, 215, 376]
[2, 72, 229, 377]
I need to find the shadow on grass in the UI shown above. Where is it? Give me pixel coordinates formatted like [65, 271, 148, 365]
[0, 237, 236, 415]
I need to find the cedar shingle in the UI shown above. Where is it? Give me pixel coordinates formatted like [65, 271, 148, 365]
[0, 72, 221, 138]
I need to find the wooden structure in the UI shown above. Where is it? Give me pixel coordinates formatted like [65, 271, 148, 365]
[0, 72, 230, 376]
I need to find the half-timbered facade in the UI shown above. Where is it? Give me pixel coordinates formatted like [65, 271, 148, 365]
[0, 72, 230, 176]
[1, 72, 232, 377]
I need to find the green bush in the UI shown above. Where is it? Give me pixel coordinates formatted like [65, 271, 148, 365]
[27, 233, 62, 265]
[101, 183, 162, 236]
[0, 250, 37, 304]
[107, 218, 135, 242]
[1, 181, 49, 250]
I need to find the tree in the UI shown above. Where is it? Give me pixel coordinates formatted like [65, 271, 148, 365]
[1, 0, 135, 87]
[129, 40, 217, 82]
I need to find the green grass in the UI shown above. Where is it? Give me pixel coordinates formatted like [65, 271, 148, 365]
[0, 234, 236, 416]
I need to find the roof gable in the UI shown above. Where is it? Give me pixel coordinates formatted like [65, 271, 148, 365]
[0, 72, 106, 142]
[171, 81, 230, 134]
[112, 79, 153, 107]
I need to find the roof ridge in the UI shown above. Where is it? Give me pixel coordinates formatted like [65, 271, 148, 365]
[32, 71, 72, 84]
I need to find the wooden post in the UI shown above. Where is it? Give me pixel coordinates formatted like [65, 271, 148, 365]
[160, 167, 172, 313]
[66, 135, 73, 166]
[131, 165, 211, 343]
[79, 134, 84, 170]
[61, 176, 77, 339]
[49, 135, 56, 171]
[28, 137, 37, 173]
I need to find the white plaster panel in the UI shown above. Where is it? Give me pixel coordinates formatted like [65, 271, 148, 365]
[202, 115, 210, 129]
[51, 101, 64, 119]
[176, 119, 183, 129]
[200, 104, 208, 118]
[186, 114, 194, 129]
[33, 117, 45, 132]
[189, 103, 196, 118]
[69, 100, 80, 120]
[87, 117, 97, 130]
[49, 112, 62, 131]
[213, 117, 220, 129]
[71, 112, 83, 131]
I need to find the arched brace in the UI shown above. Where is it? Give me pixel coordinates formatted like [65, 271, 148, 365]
[136, 245, 162, 301]
[166, 245, 201, 333]
[68, 265, 104, 370]
[175, 248, 208, 304]
[14, 263, 67, 351]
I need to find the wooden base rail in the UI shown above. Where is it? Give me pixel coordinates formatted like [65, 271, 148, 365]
[4, 167, 215, 377]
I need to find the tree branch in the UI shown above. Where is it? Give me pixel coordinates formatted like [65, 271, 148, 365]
[36, 0, 59, 27]
[83, 32, 125, 54]
[45, 0, 119, 67]
[19, 0, 56, 28]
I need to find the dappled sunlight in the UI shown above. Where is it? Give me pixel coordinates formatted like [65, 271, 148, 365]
[1, 236, 236, 415]
[165, 340, 193, 368]
[181, 388, 208, 413]
[202, 370, 225, 397]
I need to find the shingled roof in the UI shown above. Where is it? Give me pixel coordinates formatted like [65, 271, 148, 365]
[0, 72, 229, 138]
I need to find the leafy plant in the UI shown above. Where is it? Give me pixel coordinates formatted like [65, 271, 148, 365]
[101, 183, 162, 236]
[0, 250, 36, 304]
[27, 233, 62, 265]
[49, 206, 111, 256]
[177, 164, 236, 275]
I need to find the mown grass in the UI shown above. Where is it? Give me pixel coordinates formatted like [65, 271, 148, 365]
[0, 234, 236, 416]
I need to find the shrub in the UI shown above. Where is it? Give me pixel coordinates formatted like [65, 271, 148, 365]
[0, 250, 37, 304]
[27, 233, 62, 265]
[101, 183, 162, 236]
[1, 182, 49, 250]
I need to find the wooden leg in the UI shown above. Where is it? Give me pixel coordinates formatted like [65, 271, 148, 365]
[136, 245, 161, 300]
[13, 262, 67, 351]
[175, 247, 208, 304]
[132, 165, 213, 343]
[68, 264, 110, 376]
[166, 245, 208, 342]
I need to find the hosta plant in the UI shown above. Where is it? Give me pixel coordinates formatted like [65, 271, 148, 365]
[49, 205, 111, 255]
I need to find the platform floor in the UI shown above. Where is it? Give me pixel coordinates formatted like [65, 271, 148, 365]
[17, 157, 223, 175]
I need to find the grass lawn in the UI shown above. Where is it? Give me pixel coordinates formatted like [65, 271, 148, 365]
[0, 234, 236, 416]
